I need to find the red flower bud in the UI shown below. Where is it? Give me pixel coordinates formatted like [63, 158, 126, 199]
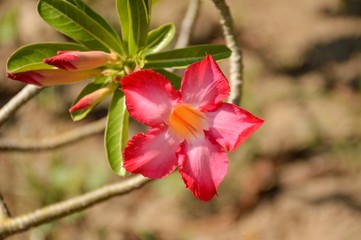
[69, 84, 116, 112]
[7, 69, 100, 86]
[43, 50, 113, 71]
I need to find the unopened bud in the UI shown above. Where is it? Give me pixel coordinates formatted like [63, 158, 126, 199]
[43, 50, 114, 71]
[69, 84, 117, 112]
[7, 69, 100, 86]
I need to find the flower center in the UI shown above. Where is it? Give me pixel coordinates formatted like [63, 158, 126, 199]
[169, 104, 206, 140]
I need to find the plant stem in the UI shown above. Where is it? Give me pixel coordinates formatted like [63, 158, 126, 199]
[0, 117, 106, 152]
[0, 194, 10, 221]
[175, 0, 201, 48]
[0, 85, 44, 128]
[0, 175, 150, 239]
[211, 0, 243, 105]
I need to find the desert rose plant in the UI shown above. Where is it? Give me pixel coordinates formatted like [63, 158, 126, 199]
[0, 0, 265, 237]
[5, 0, 262, 202]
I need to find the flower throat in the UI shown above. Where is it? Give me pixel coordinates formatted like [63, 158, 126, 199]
[169, 104, 206, 140]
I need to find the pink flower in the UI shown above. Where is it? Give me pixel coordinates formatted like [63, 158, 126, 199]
[43, 50, 113, 71]
[69, 84, 116, 113]
[121, 55, 264, 201]
[7, 69, 100, 86]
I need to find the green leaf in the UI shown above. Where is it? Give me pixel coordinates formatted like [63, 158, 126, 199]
[128, 0, 150, 55]
[117, 0, 150, 56]
[64, 0, 120, 41]
[7, 42, 88, 73]
[116, 0, 129, 52]
[38, 0, 124, 55]
[144, 23, 175, 55]
[143, 44, 231, 68]
[155, 69, 182, 89]
[144, 0, 152, 22]
[70, 76, 110, 121]
[105, 89, 129, 176]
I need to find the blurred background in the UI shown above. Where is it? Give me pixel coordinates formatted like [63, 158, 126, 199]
[0, 0, 361, 239]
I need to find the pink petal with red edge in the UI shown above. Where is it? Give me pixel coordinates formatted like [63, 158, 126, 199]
[180, 54, 230, 111]
[123, 127, 182, 179]
[206, 103, 264, 152]
[121, 70, 180, 127]
[178, 135, 228, 201]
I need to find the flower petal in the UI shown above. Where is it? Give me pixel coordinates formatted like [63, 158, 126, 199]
[180, 54, 230, 111]
[178, 135, 228, 201]
[123, 127, 182, 178]
[206, 103, 264, 152]
[121, 70, 180, 127]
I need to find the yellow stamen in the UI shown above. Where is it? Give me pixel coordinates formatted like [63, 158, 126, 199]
[169, 104, 206, 140]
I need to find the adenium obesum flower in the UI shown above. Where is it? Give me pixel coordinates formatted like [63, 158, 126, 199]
[43, 50, 114, 71]
[69, 84, 116, 113]
[7, 69, 100, 86]
[121, 54, 264, 201]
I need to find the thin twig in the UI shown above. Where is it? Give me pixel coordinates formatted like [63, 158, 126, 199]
[0, 85, 44, 128]
[211, 0, 243, 105]
[0, 117, 106, 152]
[0, 194, 10, 221]
[175, 0, 201, 49]
[0, 175, 151, 239]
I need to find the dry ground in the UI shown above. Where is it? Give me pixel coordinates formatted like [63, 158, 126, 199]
[0, 0, 361, 239]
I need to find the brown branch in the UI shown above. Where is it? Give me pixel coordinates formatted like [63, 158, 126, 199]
[0, 194, 10, 221]
[211, 0, 243, 105]
[0, 117, 106, 152]
[175, 0, 201, 49]
[0, 175, 151, 239]
[0, 85, 44, 128]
